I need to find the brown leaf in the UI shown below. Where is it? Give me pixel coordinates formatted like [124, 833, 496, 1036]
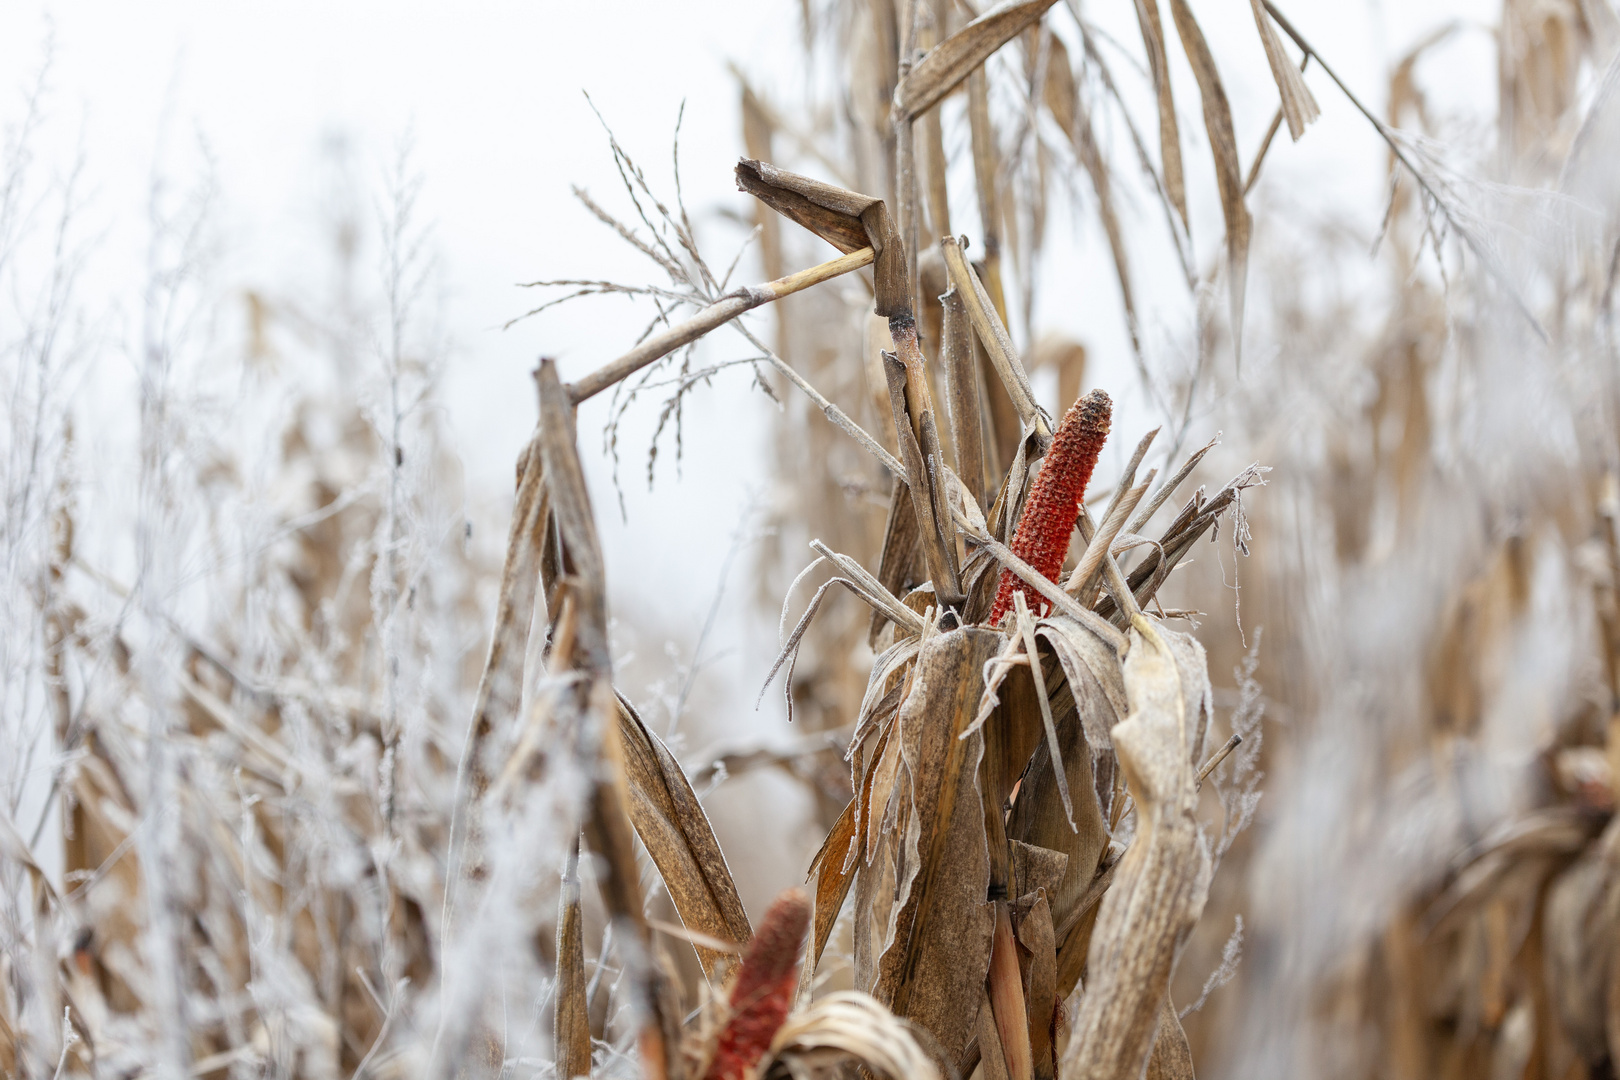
[884, 352, 963, 608]
[895, 0, 1061, 120]
[1007, 699, 1110, 943]
[1247, 0, 1318, 140]
[800, 795, 859, 1004]
[969, 70, 1005, 290]
[1012, 893, 1058, 1080]
[942, 284, 988, 509]
[1166, 0, 1251, 365]
[1009, 842, 1070, 905]
[617, 694, 753, 979]
[866, 719, 908, 864]
[766, 991, 944, 1080]
[734, 159, 908, 317]
[465, 435, 548, 802]
[537, 359, 673, 1079]
[873, 627, 1003, 1064]
[1545, 815, 1620, 1062]
[1063, 620, 1211, 1080]
[975, 986, 1014, 1080]
[554, 845, 591, 1079]
[1134, 0, 1188, 229]
[1035, 616, 1128, 750]
[535, 360, 610, 675]
[940, 236, 1048, 440]
[1144, 998, 1196, 1080]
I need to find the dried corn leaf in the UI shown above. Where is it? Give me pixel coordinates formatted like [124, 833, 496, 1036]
[735, 159, 908, 317]
[1012, 892, 1058, 1080]
[923, 93, 952, 241]
[942, 285, 988, 509]
[1014, 594, 1076, 830]
[1010, 841, 1071, 902]
[866, 719, 908, 864]
[940, 235, 1046, 440]
[967, 62, 1011, 327]
[616, 693, 752, 978]
[895, 0, 1061, 120]
[581, 680, 649, 934]
[767, 991, 943, 1080]
[884, 352, 963, 605]
[1134, 0, 1188, 228]
[1035, 616, 1128, 750]
[974, 986, 1014, 1080]
[873, 627, 1002, 1064]
[1044, 36, 1143, 365]
[1063, 620, 1210, 1080]
[537, 359, 672, 1077]
[1248, 0, 1319, 140]
[1145, 999, 1195, 1080]
[803, 794, 861, 1000]
[555, 846, 591, 1079]
[1007, 702, 1110, 942]
[765, 545, 927, 718]
[851, 680, 905, 806]
[1066, 476, 1153, 605]
[1166, 0, 1251, 365]
[1158, 628, 1213, 775]
[464, 434, 546, 801]
[856, 639, 924, 750]
[536, 360, 610, 674]
[961, 544, 1005, 625]
[1544, 820, 1620, 1063]
[1422, 806, 1595, 933]
[855, 650, 920, 761]
[854, 813, 901, 993]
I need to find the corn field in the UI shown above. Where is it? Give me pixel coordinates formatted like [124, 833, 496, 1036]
[4, 1, 1620, 1078]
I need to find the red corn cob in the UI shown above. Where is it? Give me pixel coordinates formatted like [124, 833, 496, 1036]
[986, 389, 1112, 626]
[702, 888, 811, 1080]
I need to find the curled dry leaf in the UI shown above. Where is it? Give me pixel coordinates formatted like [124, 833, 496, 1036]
[895, 0, 1061, 121]
[1063, 619, 1211, 1080]
[733, 159, 908, 318]
[766, 991, 943, 1080]
[1145, 999, 1196, 1080]
[617, 694, 753, 979]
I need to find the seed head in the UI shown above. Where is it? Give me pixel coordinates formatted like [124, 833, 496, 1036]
[702, 888, 811, 1080]
[987, 390, 1112, 625]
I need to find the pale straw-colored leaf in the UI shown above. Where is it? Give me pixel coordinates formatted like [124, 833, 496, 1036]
[768, 991, 943, 1080]
[1167, 0, 1251, 366]
[1248, 0, 1319, 140]
[896, 0, 1061, 120]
